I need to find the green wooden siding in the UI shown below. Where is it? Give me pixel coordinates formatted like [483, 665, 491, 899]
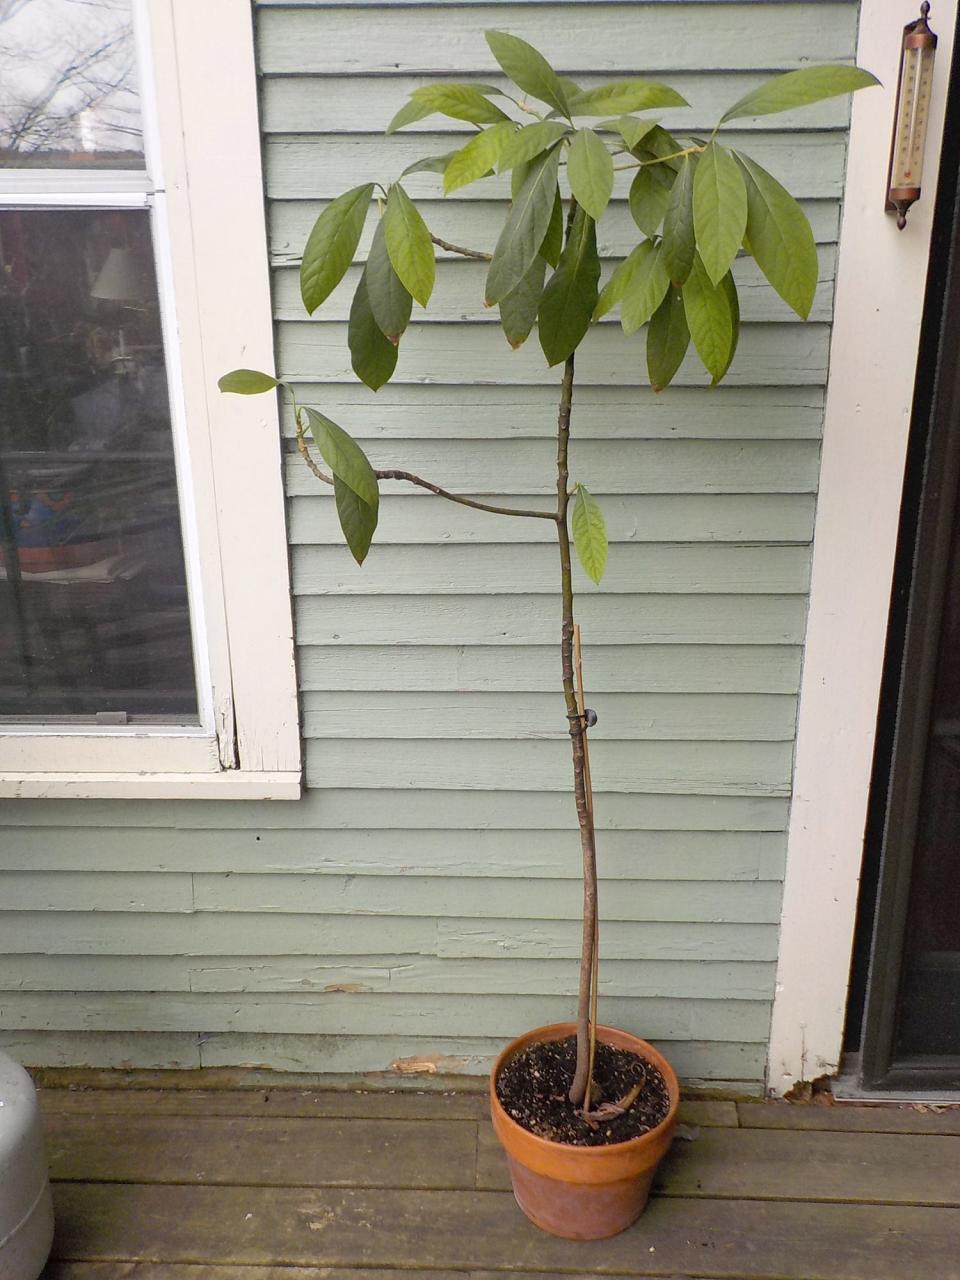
[0, 0, 861, 1087]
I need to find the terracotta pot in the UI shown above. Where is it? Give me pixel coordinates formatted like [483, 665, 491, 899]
[489, 1022, 679, 1240]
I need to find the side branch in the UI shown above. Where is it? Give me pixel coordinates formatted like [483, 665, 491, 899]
[376, 469, 557, 520]
[430, 235, 492, 262]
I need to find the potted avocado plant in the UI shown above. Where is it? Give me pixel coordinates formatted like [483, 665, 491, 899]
[222, 32, 876, 1240]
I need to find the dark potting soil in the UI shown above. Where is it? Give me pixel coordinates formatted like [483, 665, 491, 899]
[496, 1034, 670, 1147]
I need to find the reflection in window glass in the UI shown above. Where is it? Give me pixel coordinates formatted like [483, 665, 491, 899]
[0, 0, 143, 169]
[0, 209, 198, 721]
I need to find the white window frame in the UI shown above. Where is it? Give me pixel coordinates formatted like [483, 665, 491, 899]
[0, 0, 301, 799]
[766, 0, 957, 1091]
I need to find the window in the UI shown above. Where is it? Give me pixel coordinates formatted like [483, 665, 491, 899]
[0, 0, 301, 797]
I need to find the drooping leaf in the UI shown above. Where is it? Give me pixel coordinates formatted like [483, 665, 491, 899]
[647, 286, 690, 391]
[386, 99, 434, 134]
[682, 253, 737, 383]
[383, 182, 436, 306]
[661, 153, 696, 286]
[410, 82, 512, 126]
[499, 255, 547, 348]
[594, 240, 651, 320]
[486, 142, 562, 304]
[538, 204, 600, 366]
[720, 64, 879, 124]
[567, 127, 614, 221]
[717, 270, 740, 382]
[334, 475, 378, 566]
[300, 183, 374, 315]
[619, 238, 670, 334]
[693, 141, 747, 285]
[540, 189, 564, 268]
[498, 121, 569, 173]
[628, 164, 674, 237]
[443, 120, 517, 193]
[485, 30, 570, 117]
[401, 151, 458, 178]
[365, 218, 412, 343]
[303, 406, 379, 510]
[603, 115, 660, 151]
[218, 369, 279, 395]
[735, 151, 818, 319]
[571, 484, 608, 585]
[568, 78, 687, 117]
[348, 271, 399, 390]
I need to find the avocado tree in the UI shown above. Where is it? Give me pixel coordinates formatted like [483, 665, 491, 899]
[222, 34, 876, 1113]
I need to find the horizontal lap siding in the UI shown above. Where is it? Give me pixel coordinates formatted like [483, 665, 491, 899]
[0, 0, 858, 1086]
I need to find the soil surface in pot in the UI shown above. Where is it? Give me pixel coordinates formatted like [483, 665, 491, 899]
[496, 1034, 670, 1147]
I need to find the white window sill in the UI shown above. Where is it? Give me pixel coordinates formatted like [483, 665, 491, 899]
[0, 770, 301, 800]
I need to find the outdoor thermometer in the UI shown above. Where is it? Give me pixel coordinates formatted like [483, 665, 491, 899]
[886, 2, 938, 228]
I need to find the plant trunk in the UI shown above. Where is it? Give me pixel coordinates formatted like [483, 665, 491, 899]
[555, 351, 600, 1108]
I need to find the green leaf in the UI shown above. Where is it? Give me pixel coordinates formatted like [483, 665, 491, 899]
[717, 270, 740, 383]
[619, 238, 670, 334]
[661, 154, 696, 286]
[486, 142, 562, 304]
[365, 218, 412, 343]
[642, 125, 685, 169]
[571, 484, 608, 585]
[682, 253, 737, 383]
[218, 369, 279, 395]
[541, 189, 564, 268]
[303, 406, 379, 510]
[693, 141, 747, 286]
[499, 255, 547, 348]
[410, 82, 511, 126]
[567, 128, 614, 221]
[443, 121, 516, 194]
[348, 271, 399, 390]
[628, 164, 673, 237]
[400, 152, 458, 178]
[485, 30, 570, 117]
[568, 78, 687, 117]
[386, 99, 434, 134]
[647, 286, 690, 391]
[300, 183, 374, 315]
[603, 115, 660, 151]
[498, 121, 569, 173]
[720, 64, 879, 124]
[538, 204, 600, 366]
[383, 183, 435, 306]
[334, 475, 378, 566]
[595, 240, 650, 320]
[735, 151, 818, 319]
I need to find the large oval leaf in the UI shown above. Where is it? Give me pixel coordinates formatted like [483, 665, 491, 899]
[334, 475, 378, 566]
[498, 121, 569, 173]
[594, 240, 653, 320]
[383, 183, 435, 307]
[386, 99, 434, 134]
[735, 151, 818, 319]
[485, 30, 570, 117]
[348, 270, 399, 391]
[620, 239, 670, 335]
[486, 143, 562, 305]
[538, 205, 600, 366]
[365, 218, 412, 343]
[499, 255, 547, 349]
[218, 369, 279, 395]
[303, 407, 379, 510]
[693, 141, 747, 286]
[571, 484, 608, 585]
[682, 253, 737, 384]
[567, 128, 614, 221]
[300, 183, 374, 315]
[410, 82, 511, 126]
[720, 64, 879, 124]
[443, 121, 516, 194]
[647, 287, 690, 391]
[568, 79, 687, 116]
[628, 164, 674, 237]
[661, 154, 696, 287]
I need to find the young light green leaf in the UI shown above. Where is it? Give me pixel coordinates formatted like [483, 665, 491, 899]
[386, 98, 434, 134]
[443, 120, 516, 193]
[303, 406, 379, 510]
[594, 240, 652, 320]
[383, 182, 435, 306]
[400, 151, 458, 179]
[571, 484, 608, 585]
[604, 115, 660, 151]
[720, 64, 879, 124]
[661, 154, 696, 286]
[365, 217, 412, 343]
[300, 183, 374, 315]
[499, 255, 547, 348]
[538, 204, 600, 366]
[486, 142, 562, 304]
[410, 82, 512, 126]
[647, 286, 690, 391]
[628, 164, 674, 237]
[334, 475, 378, 566]
[540, 189, 564, 268]
[218, 369, 279, 395]
[567, 128, 614, 221]
[485, 30, 570, 117]
[693, 141, 747, 286]
[735, 150, 818, 319]
[682, 253, 737, 383]
[498, 121, 569, 173]
[619, 238, 670, 334]
[348, 271, 399, 390]
[568, 78, 687, 117]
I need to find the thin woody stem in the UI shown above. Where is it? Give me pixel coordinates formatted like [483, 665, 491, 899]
[612, 144, 704, 172]
[430, 235, 491, 262]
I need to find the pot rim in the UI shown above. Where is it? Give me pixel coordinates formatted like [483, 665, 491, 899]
[489, 1021, 680, 1158]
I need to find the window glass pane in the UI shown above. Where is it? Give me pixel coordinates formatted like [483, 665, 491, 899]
[0, 0, 143, 169]
[0, 208, 198, 721]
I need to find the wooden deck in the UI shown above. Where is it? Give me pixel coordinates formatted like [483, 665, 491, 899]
[34, 1078, 960, 1280]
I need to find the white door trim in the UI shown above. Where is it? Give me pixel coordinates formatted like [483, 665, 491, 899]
[767, 0, 958, 1093]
